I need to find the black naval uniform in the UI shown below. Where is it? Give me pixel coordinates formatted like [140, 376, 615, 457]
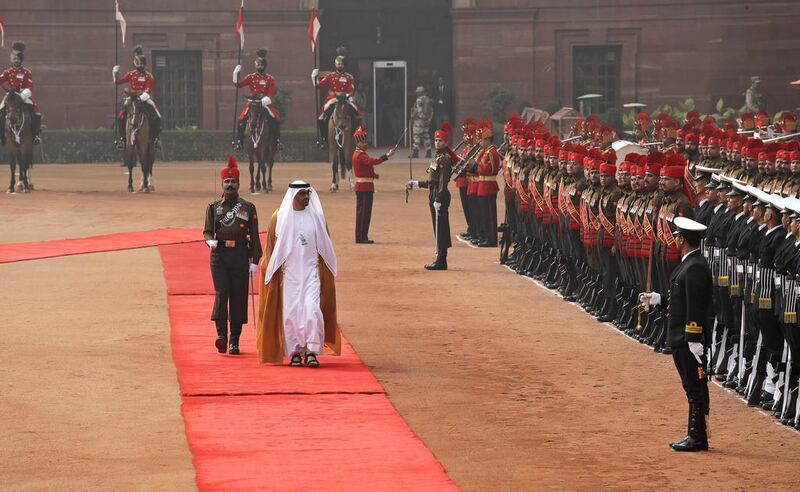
[203, 195, 262, 353]
[662, 248, 713, 450]
[418, 148, 453, 270]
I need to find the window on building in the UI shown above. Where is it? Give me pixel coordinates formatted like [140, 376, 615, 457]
[152, 50, 202, 129]
[572, 45, 621, 116]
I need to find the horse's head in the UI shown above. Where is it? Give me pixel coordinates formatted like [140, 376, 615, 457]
[123, 89, 144, 116]
[332, 94, 354, 131]
[4, 89, 25, 124]
[247, 96, 266, 124]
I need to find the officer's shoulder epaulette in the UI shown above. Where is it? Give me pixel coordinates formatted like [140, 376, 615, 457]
[238, 197, 256, 208]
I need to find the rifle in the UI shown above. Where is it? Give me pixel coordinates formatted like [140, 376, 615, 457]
[449, 144, 482, 180]
[637, 241, 655, 332]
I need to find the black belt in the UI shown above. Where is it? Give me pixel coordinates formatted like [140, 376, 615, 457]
[216, 239, 248, 248]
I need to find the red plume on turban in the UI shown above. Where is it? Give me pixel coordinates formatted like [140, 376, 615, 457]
[221, 155, 240, 180]
[434, 122, 452, 141]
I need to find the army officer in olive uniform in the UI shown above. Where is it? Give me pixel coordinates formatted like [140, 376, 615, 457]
[203, 156, 263, 355]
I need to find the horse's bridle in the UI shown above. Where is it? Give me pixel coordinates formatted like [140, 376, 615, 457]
[126, 96, 145, 144]
[4, 93, 27, 145]
[332, 101, 352, 150]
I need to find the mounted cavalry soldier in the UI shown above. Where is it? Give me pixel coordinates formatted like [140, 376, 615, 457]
[113, 45, 161, 149]
[0, 42, 42, 145]
[311, 46, 361, 147]
[233, 48, 281, 151]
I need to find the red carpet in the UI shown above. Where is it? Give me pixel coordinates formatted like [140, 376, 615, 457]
[158, 242, 457, 490]
[0, 227, 201, 264]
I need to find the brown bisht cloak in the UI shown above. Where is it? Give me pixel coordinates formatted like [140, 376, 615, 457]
[256, 209, 341, 364]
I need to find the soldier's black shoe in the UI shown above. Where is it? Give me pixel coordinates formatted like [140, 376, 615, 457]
[714, 373, 728, 382]
[660, 346, 673, 355]
[761, 399, 775, 411]
[458, 232, 472, 241]
[215, 336, 227, 354]
[723, 379, 738, 389]
[424, 260, 448, 270]
[356, 239, 374, 244]
[670, 436, 708, 452]
[228, 344, 240, 355]
[478, 241, 496, 247]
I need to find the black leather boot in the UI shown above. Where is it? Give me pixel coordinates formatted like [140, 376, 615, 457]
[32, 113, 42, 145]
[234, 119, 247, 150]
[228, 322, 242, 355]
[424, 249, 448, 270]
[215, 320, 228, 354]
[671, 403, 709, 451]
[116, 116, 126, 149]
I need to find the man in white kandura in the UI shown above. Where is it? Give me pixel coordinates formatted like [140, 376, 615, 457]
[256, 180, 341, 367]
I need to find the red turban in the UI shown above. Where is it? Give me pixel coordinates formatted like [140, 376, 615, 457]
[434, 122, 452, 142]
[600, 163, 617, 175]
[660, 166, 684, 179]
[221, 155, 240, 180]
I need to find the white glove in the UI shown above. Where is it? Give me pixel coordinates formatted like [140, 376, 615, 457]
[139, 92, 151, 102]
[249, 263, 258, 276]
[311, 68, 319, 84]
[20, 88, 32, 100]
[406, 180, 419, 190]
[638, 292, 661, 306]
[347, 95, 355, 103]
[112, 65, 120, 82]
[688, 342, 704, 365]
[205, 239, 218, 250]
[233, 64, 242, 83]
[433, 201, 442, 213]
[261, 96, 272, 108]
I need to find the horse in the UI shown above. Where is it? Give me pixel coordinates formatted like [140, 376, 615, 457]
[327, 94, 356, 192]
[122, 90, 156, 193]
[244, 96, 277, 194]
[2, 89, 34, 194]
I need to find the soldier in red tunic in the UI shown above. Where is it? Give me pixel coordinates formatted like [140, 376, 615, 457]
[351, 125, 396, 244]
[0, 42, 42, 145]
[475, 120, 501, 247]
[232, 49, 282, 150]
[311, 46, 360, 146]
[113, 45, 161, 149]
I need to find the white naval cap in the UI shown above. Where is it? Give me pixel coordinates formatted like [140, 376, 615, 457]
[782, 196, 800, 217]
[673, 216, 707, 234]
[727, 180, 748, 197]
[768, 193, 787, 212]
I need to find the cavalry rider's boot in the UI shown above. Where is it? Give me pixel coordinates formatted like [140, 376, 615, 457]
[271, 118, 283, 151]
[424, 249, 448, 271]
[116, 116, 126, 149]
[152, 116, 162, 148]
[317, 118, 328, 148]
[32, 114, 42, 145]
[670, 404, 709, 451]
[228, 323, 242, 355]
[0, 110, 5, 146]
[214, 320, 228, 354]
[235, 118, 247, 151]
